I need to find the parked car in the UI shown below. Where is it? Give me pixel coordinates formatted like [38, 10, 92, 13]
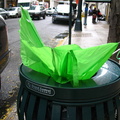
[0, 8, 9, 19]
[7, 7, 21, 18]
[46, 7, 55, 16]
[28, 5, 46, 20]
[0, 15, 10, 88]
[52, 4, 76, 23]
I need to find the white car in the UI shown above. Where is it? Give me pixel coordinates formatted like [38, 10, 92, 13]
[0, 8, 9, 19]
[52, 4, 76, 23]
[28, 5, 46, 20]
[8, 7, 21, 18]
[46, 7, 55, 16]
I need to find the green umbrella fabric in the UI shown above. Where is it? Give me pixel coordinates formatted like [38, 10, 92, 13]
[19, 7, 119, 87]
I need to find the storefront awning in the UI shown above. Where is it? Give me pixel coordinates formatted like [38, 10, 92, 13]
[85, 0, 111, 2]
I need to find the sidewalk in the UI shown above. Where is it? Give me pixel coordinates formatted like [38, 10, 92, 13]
[1, 16, 109, 120]
[62, 16, 109, 47]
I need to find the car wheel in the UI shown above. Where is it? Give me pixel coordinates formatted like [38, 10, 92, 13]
[5, 15, 8, 19]
[43, 14, 46, 19]
[38, 16, 40, 20]
[16, 14, 19, 18]
[52, 17, 56, 23]
[32, 16, 34, 20]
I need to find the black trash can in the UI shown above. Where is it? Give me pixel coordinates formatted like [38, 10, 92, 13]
[17, 59, 120, 120]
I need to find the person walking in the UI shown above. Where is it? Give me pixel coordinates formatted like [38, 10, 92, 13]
[92, 8, 97, 23]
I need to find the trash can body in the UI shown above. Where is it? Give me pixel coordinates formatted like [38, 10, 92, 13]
[17, 59, 120, 120]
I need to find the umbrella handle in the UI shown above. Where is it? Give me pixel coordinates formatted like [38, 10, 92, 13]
[113, 48, 120, 55]
[112, 48, 120, 60]
[116, 50, 120, 60]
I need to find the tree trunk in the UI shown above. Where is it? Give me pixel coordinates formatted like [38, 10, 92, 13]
[107, 0, 120, 62]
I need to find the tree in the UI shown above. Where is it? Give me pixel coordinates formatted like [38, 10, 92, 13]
[107, 0, 120, 62]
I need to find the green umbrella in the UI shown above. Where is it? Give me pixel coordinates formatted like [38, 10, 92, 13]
[19, 7, 119, 87]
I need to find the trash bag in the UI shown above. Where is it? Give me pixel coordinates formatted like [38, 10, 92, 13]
[19, 7, 119, 87]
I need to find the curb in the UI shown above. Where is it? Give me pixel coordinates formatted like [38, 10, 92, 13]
[56, 36, 68, 47]
[0, 102, 17, 120]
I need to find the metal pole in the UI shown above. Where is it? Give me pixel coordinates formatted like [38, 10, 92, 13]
[3, 0, 5, 8]
[74, 0, 82, 31]
[68, 0, 73, 44]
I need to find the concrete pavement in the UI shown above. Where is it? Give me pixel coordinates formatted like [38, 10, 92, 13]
[59, 16, 109, 47]
[1, 16, 109, 120]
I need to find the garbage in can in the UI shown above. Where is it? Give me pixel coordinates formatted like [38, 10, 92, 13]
[19, 7, 119, 87]
[17, 59, 120, 120]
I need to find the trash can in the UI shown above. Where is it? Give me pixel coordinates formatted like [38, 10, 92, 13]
[17, 59, 120, 120]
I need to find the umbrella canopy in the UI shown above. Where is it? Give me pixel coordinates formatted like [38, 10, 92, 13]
[19, 7, 119, 87]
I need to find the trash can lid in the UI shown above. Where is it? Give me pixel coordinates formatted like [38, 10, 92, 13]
[92, 59, 120, 86]
[20, 59, 120, 88]
[19, 59, 120, 103]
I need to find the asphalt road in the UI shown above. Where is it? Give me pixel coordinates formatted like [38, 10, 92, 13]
[0, 16, 69, 118]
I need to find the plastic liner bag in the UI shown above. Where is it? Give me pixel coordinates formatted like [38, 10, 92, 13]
[19, 7, 119, 87]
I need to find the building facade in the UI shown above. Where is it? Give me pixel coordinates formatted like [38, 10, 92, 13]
[0, 0, 17, 8]
[0, 0, 51, 8]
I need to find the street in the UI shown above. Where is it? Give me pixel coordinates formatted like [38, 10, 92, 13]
[0, 16, 69, 118]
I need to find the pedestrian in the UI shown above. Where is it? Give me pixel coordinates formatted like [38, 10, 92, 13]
[92, 7, 97, 23]
[89, 8, 93, 16]
[97, 9, 102, 21]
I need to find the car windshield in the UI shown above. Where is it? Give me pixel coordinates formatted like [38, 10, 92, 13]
[48, 8, 52, 10]
[29, 6, 40, 10]
[57, 5, 69, 13]
[29, 6, 36, 10]
[8, 8, 16, 11]
[18, 3, 30, 7]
